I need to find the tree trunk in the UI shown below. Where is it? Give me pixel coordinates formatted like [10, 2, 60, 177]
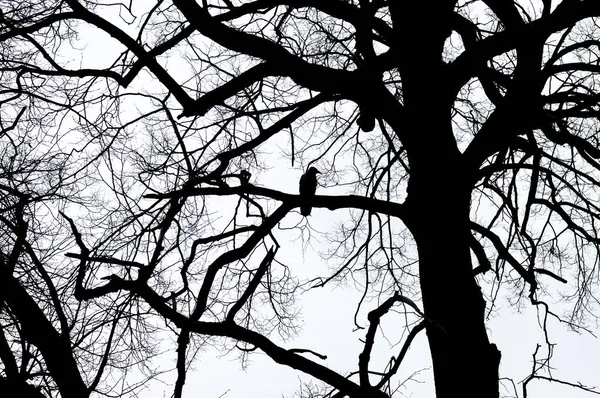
[404, 173, 501, 398]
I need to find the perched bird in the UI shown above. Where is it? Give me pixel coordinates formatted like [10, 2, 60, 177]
[357, 105, 376, 132]
[239, 169, 251, 185]
[299, 167, 321, 216]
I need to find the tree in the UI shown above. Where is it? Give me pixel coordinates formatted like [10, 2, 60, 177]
[1, 1, 600, 397]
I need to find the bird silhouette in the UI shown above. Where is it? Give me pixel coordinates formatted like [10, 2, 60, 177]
[299, 167, 321, 216]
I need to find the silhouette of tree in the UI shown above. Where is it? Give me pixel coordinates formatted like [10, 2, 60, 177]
[1, 1, 600, 398]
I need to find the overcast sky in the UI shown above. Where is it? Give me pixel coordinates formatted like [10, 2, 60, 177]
[133, 163, 600, 398]
[61, 3, 600, 397]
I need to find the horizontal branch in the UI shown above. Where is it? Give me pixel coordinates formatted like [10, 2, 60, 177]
[144, 184, 408, 221]
[64, 253, 145, 269]
[214, 0, 394, 40]
[0, 12, 77, 41]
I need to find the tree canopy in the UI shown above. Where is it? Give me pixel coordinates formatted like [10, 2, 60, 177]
[2, 1, 600, 398]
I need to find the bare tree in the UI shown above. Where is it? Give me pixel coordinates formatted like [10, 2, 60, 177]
[2, 1, 600, 398]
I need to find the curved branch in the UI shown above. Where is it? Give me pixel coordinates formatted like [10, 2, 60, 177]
[359, 292, 424, 388]
[375, 321, 426, 389]
[63, 0, 194, 109]
[214, 0, 394, 40]
[105, 277, 388, 398]
[172, 0, 373, 97]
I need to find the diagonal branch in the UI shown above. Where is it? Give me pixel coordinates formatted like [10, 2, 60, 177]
[172, 0, 358, 95]
[106, 276, 389, 398]
[375, 321, 426, 390]
[180, 63, 275, 118]
[0, 273, 88, 398]
[226, 247, 275, 322]
[191, 205, 291, 320]
[359, 292, 424, 388]
[64, 0, 195, 109]
[470, 221, 537, 292]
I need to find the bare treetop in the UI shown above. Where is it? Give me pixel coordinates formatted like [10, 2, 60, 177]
[1, 1, 600, 398]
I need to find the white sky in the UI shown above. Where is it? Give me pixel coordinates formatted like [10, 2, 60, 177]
[126, 161, 600, 398]
[43, 2, 600, 398]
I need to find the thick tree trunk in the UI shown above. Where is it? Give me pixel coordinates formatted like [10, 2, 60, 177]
[1, 273, 89, 398]
[379, 3, 500, 387]
[404, 175, 501, 398]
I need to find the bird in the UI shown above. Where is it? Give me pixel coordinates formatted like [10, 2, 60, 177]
[357, 105, 375, 132]
[299, 167, 321, 216]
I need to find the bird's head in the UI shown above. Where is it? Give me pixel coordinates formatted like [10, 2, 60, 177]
[307, 167, 321, 175]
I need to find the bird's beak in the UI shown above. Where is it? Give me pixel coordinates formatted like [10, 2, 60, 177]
[316, 170, 322, 174]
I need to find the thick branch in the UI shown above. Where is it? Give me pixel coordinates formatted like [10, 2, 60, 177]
[191, 205, 290, 320]
[180, 63, 275, 118]
[64, 0, 194, 109]
[103, 276, 387, 398]
[0, 274, 88, 398]
[173, 0, 360, 95]
[144, 184, 408, 222]
[450, 1, 600, 91]
[470, 222, 537, 291]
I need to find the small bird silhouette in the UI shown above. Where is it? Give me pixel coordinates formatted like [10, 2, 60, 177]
[299, 167, 321, 216]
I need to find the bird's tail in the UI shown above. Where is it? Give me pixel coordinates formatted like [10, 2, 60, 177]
[301, 206, 312, 216]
